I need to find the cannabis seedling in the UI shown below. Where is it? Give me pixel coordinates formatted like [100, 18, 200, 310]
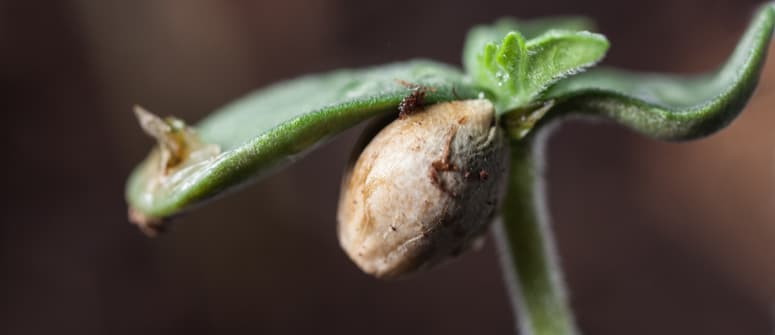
[126, 4, 775, 334]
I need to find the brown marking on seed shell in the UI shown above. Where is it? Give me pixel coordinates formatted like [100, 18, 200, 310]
[429, 126, 459, 197]
[457, 115, 467, 125]
[479, 169, 489, 181]
[431, 127, 458, 172]
[431, 160, 456, 172]
[428, 166, 458, 198]
[428, 167, 444, 195]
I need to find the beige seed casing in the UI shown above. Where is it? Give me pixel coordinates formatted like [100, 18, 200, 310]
[337, 99, 509, 278]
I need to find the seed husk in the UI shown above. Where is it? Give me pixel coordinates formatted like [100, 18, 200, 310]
[337, 99, 509, 278]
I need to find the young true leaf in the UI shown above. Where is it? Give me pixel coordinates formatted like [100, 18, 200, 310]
[463, 16, 597, 77]
[539, 3, 775, 141]
[126, 60, 480, 229]
[469, 29, 609, 114]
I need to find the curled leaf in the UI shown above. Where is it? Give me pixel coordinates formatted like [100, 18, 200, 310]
[540, 3, 775, 140]
[463, 16, 598, 76]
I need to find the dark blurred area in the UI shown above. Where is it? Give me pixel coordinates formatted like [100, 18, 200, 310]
[2, 0, 774, 334]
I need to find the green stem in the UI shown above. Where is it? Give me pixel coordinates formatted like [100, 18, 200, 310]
[494, 138, 578, 335]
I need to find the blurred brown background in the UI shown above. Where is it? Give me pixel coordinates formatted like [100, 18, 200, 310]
[2, 0, 774, 334]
